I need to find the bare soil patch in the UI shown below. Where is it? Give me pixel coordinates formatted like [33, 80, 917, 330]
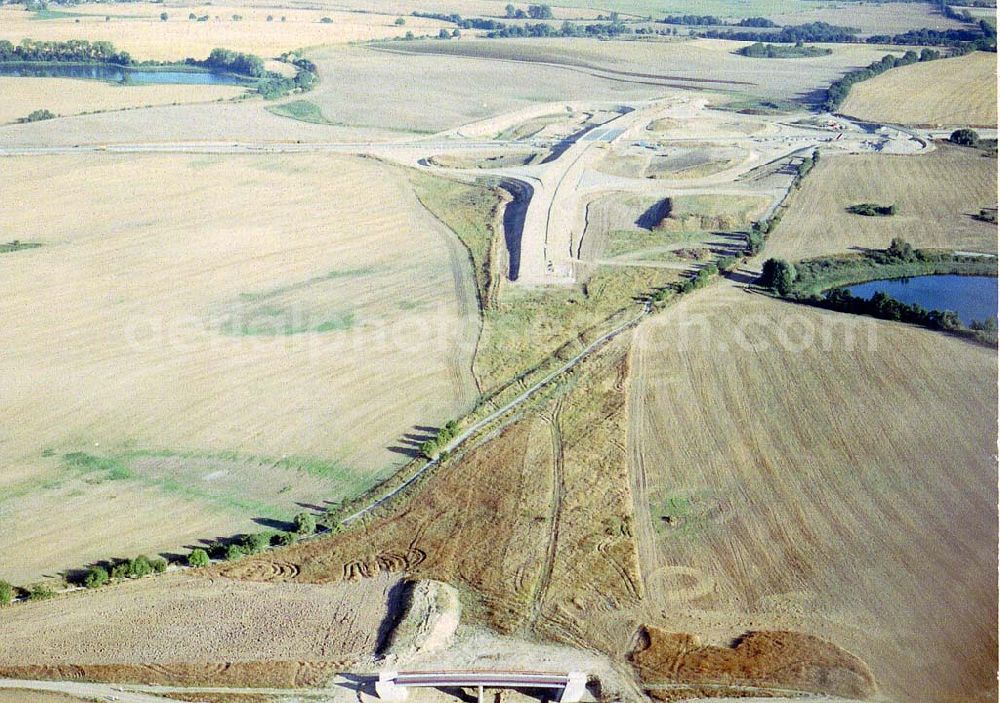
[632, 627, 875, 700]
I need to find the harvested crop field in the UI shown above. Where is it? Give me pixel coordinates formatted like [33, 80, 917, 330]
[770, 1, 969, 35]
[381, 38, 903, 105]
[0, 4, 445, 61]
[765, 146, 998, 260]
[0, 78, 245, 125]
[0, 571, 400, 668]
[840, 52, 998, 127]
[0, 153, 478, 583]
[298, 44, 670, 135]
[627, 284, 997, 703]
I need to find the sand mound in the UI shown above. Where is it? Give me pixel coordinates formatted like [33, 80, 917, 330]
[382, 579, 462, 659]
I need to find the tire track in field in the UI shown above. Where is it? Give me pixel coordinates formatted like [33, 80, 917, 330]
[529, 400, 566, 628]
[625, 325, 662, 604]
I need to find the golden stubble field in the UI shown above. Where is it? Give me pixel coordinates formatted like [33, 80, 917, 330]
[0, 77, 245, 125]
[0, 570, 401, 667]
[764, 145, 998, 261]
[841, 52, 998, 127]
[0, 3, 447, 61]
[627, 283, 997, 703]
[0, 153, 479, 583]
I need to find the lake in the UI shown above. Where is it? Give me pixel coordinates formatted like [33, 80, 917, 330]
[845, 274, 998, 326]
[0, 62, 250, 85]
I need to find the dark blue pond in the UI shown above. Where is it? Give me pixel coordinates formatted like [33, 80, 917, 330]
[846, 274, 998, 326]
[0, 62, 249, 85]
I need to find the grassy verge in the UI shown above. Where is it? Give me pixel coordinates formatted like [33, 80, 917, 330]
[0, 240, 42, 254]
[265, 99, 332, 125]
[407, 171, 506, 309]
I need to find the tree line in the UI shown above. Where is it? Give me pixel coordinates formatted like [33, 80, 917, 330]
[657, 15, 777, 27]
[0, 38, 132, 65]
[737, 42, 832, 58]
[701, 19, 996, 50]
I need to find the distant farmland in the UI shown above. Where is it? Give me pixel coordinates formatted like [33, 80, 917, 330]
[841, 52, 998, 127]
[764, 146, 997, 261]
[0, 77, 245, 125]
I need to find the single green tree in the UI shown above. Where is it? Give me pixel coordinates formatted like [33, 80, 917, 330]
[759, 258, 797, 295]
[394, 17, 405, 25]
[294, 512, 317, 535]
[187, 548, 210, 567]
[225, 544, 247, 561]
[83, 566, 109, 589]
[949, 128, 979, 146]
[151, 557, 168, 573]
[127, 555, 154, 578]
[887, 237, 914, 261]
[159, 11, 168, 20]
[273, 531, 297, 546]
[242, 532, 272, 554]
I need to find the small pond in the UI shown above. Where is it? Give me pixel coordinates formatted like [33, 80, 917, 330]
[0, 62, 250, 85]
[845, 274, 997, 326]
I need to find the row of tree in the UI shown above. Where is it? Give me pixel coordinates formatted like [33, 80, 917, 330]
[0, 38, 132, 65]
[737, 41, 832, 58]
[658, 14, 776, 27]
[702, 18, 996, 50]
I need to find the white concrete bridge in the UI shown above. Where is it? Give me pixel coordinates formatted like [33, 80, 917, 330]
[376, 670, 588, 702]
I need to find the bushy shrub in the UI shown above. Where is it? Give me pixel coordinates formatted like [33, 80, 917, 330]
[27, 584, 55, 601]
[294, 512, 317, 535]
[950, 128, 980, 146]
[242, 532, 273, 554]
[83, 566, 109, 589]
[0, 580, 14, 606]
[273, 531, 297, 546]
[225, 544, 247, 561]
[187, 548, 210, 567]
[151, 557, 168, 573]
